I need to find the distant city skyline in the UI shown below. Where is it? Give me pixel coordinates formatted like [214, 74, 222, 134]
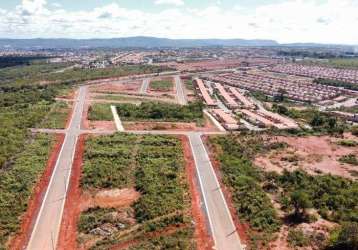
[0, 0, 357, 45]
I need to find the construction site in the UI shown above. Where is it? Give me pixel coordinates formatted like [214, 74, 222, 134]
[2, 48, 358, 250]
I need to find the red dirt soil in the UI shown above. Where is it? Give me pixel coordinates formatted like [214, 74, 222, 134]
[123, 118, 218, 132]
[255, 135, 358, 180]
[89, 81, 141, 94]
[57, 134, 86, 250]
[80, 188, 140, 210]
[89, 121, 116, 131]
[179, 135, 214, 250]
[8, 134, 65, 250]
[201, 135, 249, 246]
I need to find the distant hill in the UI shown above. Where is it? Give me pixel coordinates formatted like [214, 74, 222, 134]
[0, 36, 279, 49]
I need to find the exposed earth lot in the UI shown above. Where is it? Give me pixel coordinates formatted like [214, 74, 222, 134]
[89, 81, 142, 95]
[58, 133, 211, 250]
[255, 134, 358, 179]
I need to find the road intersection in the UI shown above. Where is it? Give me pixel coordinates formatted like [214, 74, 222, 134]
[28, 77, 244, 250]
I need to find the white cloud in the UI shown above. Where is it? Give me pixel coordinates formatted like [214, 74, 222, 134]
[0, 0, 357, 45]
[154, 0, 184, 6]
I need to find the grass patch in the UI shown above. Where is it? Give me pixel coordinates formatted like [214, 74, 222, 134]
[150, 79, 173, 91]
[0, 134, 55, 246]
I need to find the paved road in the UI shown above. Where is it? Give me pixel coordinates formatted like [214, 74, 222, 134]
[26, 86, 87, 250]
[139, 78, 150, 94]
[174, 75, 187, 105]
[188, 132, 243, 250]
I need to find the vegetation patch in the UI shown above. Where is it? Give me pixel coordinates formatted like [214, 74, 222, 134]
[287, 229, 310, 248]
[0, 81, 70, 168]
[209, 133, 358, 249]
[314, 78, 358, 91]
[150, 79, 173, 91]
[327, 222, 358, 250]
[339, 154, 358, 166]
[36, 101, 71, 129]
[0, 134, 55, 247]
[78, 133, 195, 249]
[209, 134, 280, 247]
[337, 140, 358, 147]
[184, 79, 194, 91]
[88, 103, 114, 121]
[116, 101, 204, 123]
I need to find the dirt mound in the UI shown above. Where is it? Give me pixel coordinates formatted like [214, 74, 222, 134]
[94, 188, 140, 208]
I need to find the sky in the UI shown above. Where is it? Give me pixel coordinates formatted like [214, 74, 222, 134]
[0, 0, 358, 44]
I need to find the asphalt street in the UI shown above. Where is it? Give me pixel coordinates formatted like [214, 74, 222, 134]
[188, 132, 243, 250]
[26, 86, 87, 250]
[139, 78, 150, 94]
[174, 75, 188, 105]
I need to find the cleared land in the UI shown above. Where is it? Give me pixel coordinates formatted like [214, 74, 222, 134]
[89, 81, 142, 94]
[77, 133, 196, 249]
[255, 134, 358, 179]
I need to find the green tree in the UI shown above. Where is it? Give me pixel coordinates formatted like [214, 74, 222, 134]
[290, 190, 312, 220]
[310, 113, 325, 127]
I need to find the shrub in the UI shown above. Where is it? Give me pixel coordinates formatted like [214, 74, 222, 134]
[337, 140, 358, 147]
[210, 135, 280, 235]
[339, 154, 358, 166]
[116, 101, 203, 123]
[287, 229, 309, 248]
[328, 222, 358, 250]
